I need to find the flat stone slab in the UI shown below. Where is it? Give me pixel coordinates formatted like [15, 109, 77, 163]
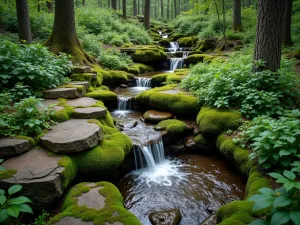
[72, 66, 92, 73]
[39, 100, 64, 112]
[143, 110, 173, 123]
[44, 88, 82, 99]
[77, 186, 105, 210]
[69, 81, 90, 90]
[67, 97, 97, 107]
[53, 217, 93, 225]
[159, 89, 181, 95]
[0, 147, 65, 209]
[40, 119, 103, 154]
[0, 138, 33, 157]
[74, 107, 107, 119]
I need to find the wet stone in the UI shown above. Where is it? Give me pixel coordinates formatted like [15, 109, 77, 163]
[73, 107, 107, 119]
[53, 217, 93, 225]
[43, 88, 82, 99]
[169, 143, 186, 153]
[67, 97, 98, 107]
[143, 110, 173, 123]
[184, 136, 199, 151]
[40, 119, 103, 154]
[0, 138, 33, 157]
[69, 81, 90, 90]
[120, 84, 128, 88]
[149, 209, 182, 225]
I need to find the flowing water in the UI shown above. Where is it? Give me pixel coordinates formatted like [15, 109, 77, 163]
[136, 77, 152, 88]
[169, 42, 179, 52]
[170, 58, 184, 71]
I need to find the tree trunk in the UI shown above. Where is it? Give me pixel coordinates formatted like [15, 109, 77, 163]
[247, 0, 251, 7]
[44, 0, 95, 65]
[283, 0, 293, 46]
[111, 0, 117, 9]
[82, 0, 85, 6]
[133, 0, 137, 15]
[122, 0, 126, 18]
[144, 0, 150, 29]
[167, 0, 170, 19]
[232, 0, 242, 31]
[161, 0, 164, 18]
[37, 0, 41, 12]
[254, 0, 285, 72]
[118, 0, 121, 10]
[173, 0, 177, 17]
[46, 1, 54, 12]
[16, 0, 32, 44]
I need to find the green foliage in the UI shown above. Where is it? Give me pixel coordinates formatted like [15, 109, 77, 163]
[0, 185, 33, 223]
[234, 110, 300, 171]
[182, 54, 300, 118]
[98, 48, 132, 70]
[32, 210, 49, 225]
[0, 40, 71, 91]
[0, 97, 55, 137]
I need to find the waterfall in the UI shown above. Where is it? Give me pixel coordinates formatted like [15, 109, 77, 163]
[169, 42, 179, 53]
[136, 77, 151, 87]
[117, 96, 131, 110]
[162, 34, 169, 39]
[170, 58, 184, 71]
[183, 51, 189, 58]
[134, 138, 165, 170]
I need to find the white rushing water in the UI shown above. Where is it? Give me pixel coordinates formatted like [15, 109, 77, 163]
[136, 77, 151, 88]
[170, 58, 184, 71]
[169, 42, 179, 52]
[117, 96, 132, 111]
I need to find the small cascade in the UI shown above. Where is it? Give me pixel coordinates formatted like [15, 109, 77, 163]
[170, 58, 184, 71]
[158, 30, 162, 35]
[136, 77, 152, 88]
[169, 42, 179, 52]
[117, 96, 131, 110]
[133, 138, 165, 170]
[182, 51, 189, 58]
[162, 34, 169, 39]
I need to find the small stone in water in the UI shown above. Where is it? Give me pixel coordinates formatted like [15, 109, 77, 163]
[149, 209, 182, 225]
[120, 84, 128, 88]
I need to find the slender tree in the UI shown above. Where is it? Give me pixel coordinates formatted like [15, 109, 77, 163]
[122, 0, 126, 19]
[16, 0, 32, 43]
[82, 0, 85, 6]
[133, 0, 137, 15]
[173, 0, 177, 17]
[232, 0, 242, 31]
[161, 0, 164, 18]
[111, 0, 117, 9]
[46, 0, 54, 12]
[167, 0, 170, 19]
[144, 0, 150, 29]
[254, 0, 285, 72]
[283, 0, 293, 46]
[45, 0, 95, 65]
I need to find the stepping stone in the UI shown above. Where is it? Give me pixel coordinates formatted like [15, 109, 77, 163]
[67, 97, 97, 107]
[149, 209, 182, 225]
[40, 119, 103, 154]
[0, 138, 33, 157]
[73, 107, 107, 119]
[143, 110, 173, 123]
[68, 81, 90, 90]
[53, 217, 93, 225]
[0, 147, 66, 209]
[44, 88, 82, 99]
[72, 66, 92, 73]
[77, 186, 105, 210]
[39, 99, 64, 112]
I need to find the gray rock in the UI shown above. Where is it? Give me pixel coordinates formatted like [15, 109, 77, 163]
[201, 215, 217, 225]
[169, 143, 186, 153]
[39, 99, 64, 112]
[0, 138, 33, 157]
[43, 88, 82, 99]
[149, 209, 182, 225]
[73, 107, 107, 119]
[0, 147, 66, 209]
[77, 186, 106, 210]
[72, 66, 92, 73]
[69, 81, 90, 90]
[67, 97, 97, 107]
[40, 119, 103, 154]
[184, 135, 198, 151]
[143, 110, 173, 123]
[120, 84, 128, 88]
[53, 217, 93, 225]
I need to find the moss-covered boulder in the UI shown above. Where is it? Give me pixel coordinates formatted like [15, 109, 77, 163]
[152, 73, 182, 86]
[136, 85, 201, 116]
[131, 46, 167, 64]
[178, 36, 197, 47]
[48, 182, 141, 225]
[85, 89, 117, 101]
[185, 54, 207, 65]
[194, 38, 218, 52]
[143, 110, 173, 123]
[196, 107, 241, 138]
[169, 33, 186, 42]
[154, 119, 187, 136]
[126, 63, 154, 74]
[158, 39, 171, 47]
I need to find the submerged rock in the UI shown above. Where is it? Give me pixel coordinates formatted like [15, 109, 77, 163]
[143, 110, 173, 123]
[149, 209, 182, 225]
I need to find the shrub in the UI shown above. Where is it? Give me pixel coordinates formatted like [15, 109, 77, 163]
[0, 41, 71, 91]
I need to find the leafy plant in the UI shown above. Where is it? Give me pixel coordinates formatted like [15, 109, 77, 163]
[0, 185, 33, 223]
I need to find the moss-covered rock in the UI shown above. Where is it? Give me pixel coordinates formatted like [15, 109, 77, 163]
[131, 47, 167, 63]
[48, 182, 141, 225]
[194, 38, 218, 52]
[152, 73, 182, 86]
[103, 70, 134, 85]
[185, 54, 207, 65]
[178, 36, 197, 47]
[85, 89, 117, 101]
[169, 33, 185, 41]
[136, 85, 201, 116]
[158, 39, 171, 47]
[155, 119, 187, 136]
[126, 63, 154, 74]
[196, 107, 241, 138]
[143, 110, 173, 123]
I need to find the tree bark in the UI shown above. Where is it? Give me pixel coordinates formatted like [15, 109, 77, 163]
[82, 0, 85, 6]
[232, 0, 242, 31]
[167, 0, 170, 19]
[283, 0, 293, 46]
[161, 0, 164, 18]
[133, 0, 137, 15]
[16, 0, 32, 44]
[144, 0, 150, 29]
[173, 0, 177, 17]
[254, 0, 285, 72]
[122, 0, 126, 18]
[46, 1, 54, 12]
[111, 0, 117, 9]
[44, 0, 95, 65]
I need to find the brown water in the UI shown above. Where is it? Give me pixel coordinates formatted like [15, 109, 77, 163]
[117, 153, 245, 225]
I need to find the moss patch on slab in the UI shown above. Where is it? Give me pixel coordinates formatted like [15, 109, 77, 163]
[155, 119, 187, 136]
[0, 169, 17, 180]
[196, 107, 241, 138]
[126, 63, 154, 74]
[85, 90, 117, 101]
[131, 46, 167, 63]
[136, 85, 201, 116]
[178, 36, 197, 47]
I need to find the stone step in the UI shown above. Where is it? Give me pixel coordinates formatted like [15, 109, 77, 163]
[0, 138, 34, 157]
[0, 147, 66, 209]
[39, 99, 64, 112]
[67, 97, 97, 107]
[40, 119, 103, 154]
[72, 66, 92, 73]
[73, 107, 107, 119]
[68, 81, 90, 90]
[43, 87, 83, 99]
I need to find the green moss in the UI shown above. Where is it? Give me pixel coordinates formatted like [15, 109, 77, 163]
[59, 84, 85, 93]
[102, 70, 133, 85]
[91, 64, 105, 87]
[87, 86, 94, 92]
[70, 73, 93, 83]
[218, 218, 247, 225]
[48, 182, 141, 225]
[203, 55, 217, 63]
[185, 54, 207, 65]
[194, 134, 207, 145]
[85, 90, 117, 101]
[169, 33, 185, 41]
[194, 39, 217, 52]
[197, 107, 241, 138]
[152, 73, 182, 85]
[52, 106, 74, 123]
[178, 36, 197, 47]
[57, 156, 78, 189]
[98, 111, 115, 128]
[15, 136, 35, 146]
[0, 169, 17, 180]
[245, 170, 271, 198]
[216, 201, 253, 223]
[158, 39, 170, 47]
[155, 119, 187, 136]
[136, 85, 201, 116]
[131, 47, 167, 63]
